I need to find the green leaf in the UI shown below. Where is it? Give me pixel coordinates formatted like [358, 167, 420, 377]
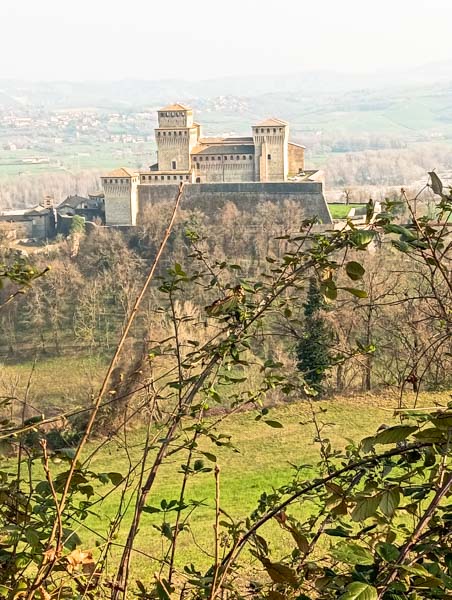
[429, 171, 443, 196]
[201, 451, 217, 463]
[379, 488, 400, 517]
[322, 280, 338, 301]
[350, 230, 376, 247]
[342, 287, 368, 298]
[143, 506, 161, 514]
[351, 494, 381, 522]
[431, 413, 452, 429]
[373, 425, 417, 445]
[339, 582, 378, 600]
[346, 261, 365, 281]
[331, 541, 375, 565]
[376, 542, 399, 562]
[385, 224, 416, 240]
[108, 472, 123, 486]
[264, 420, 284, 428]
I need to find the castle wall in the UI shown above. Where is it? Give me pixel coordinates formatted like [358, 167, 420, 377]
[288, 144, 305, 175]
[137, 182, 332, 223]
[194, 160, 255, 183]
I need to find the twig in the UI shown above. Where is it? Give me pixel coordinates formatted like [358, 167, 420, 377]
[209, 464, 221, 600]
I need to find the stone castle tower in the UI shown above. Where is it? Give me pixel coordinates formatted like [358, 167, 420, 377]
[252, 119, 289, 182]
[155, 104, 200, 172]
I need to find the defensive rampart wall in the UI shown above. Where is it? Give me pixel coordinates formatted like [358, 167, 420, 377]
[137, 182, 332, 223]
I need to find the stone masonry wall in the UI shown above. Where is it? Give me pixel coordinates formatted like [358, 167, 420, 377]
[137, 182, 332, 223]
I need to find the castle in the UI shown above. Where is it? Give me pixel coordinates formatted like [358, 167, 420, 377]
[102, 104, 331, 226]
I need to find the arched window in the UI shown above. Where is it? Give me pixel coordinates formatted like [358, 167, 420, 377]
[196, 177, 201, 183]
[267, 128, 270, 133]
[273, 128, 276, 133]
[225, 156, 228, 160]
[179, 131, 182, 136]
[163, 132, 166, 136]
[242, 156, 246, 160]
[249, 155, 253, 160]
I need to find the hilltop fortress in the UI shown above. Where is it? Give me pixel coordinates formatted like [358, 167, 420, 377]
[102, 104, 331, 225]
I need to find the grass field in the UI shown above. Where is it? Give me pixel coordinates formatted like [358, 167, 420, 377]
[328, 203, 365, 218]
[78, 390, 449, 583]
[2, 357, 450, 586]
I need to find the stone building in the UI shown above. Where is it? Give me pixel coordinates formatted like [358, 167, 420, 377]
[0, 202, 56, 239]
[102, 104, 330, 226]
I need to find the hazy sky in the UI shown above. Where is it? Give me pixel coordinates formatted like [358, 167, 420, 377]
[1, 0, 452, 81]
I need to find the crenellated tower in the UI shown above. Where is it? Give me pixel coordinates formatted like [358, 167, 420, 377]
[155, 104, 200, 171]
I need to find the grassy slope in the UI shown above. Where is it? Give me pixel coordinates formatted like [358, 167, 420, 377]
[78, 392, 447, 582]
[2, 358, 449, 583]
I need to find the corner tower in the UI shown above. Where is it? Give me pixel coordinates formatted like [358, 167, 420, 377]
[155, 104, 199, 172]
[252, 119, 289, 182]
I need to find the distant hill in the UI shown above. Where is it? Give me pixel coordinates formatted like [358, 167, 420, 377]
[1, 63, 452, 143]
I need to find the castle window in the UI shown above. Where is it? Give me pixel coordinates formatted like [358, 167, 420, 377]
[180, 175, 183, 180]
[199, 156, 203, 161]
[268, 154, 272, 160]
[172, 160, 177, 170]
[163, 132, 166, 136]
[279, 128, 282, 132]
[115, 179, 118, 183]
[173, 175, 177, 180]
[179, 131, 182, 136]
[267, 128, 270, 133]
[168, 131, 172, 136]
[157, 131, 160, 136]
[167, 176, 171, 180]
[161, 175, 164, 180]
[185, 175, 189, 180]
[249, 155, 253, 159]
[218, 156, 221, 160]
[224, 156, 227, 160]
[230, 155, 234, 160]
[273, 128, 276, 133]
[242, 156, 246, 160]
